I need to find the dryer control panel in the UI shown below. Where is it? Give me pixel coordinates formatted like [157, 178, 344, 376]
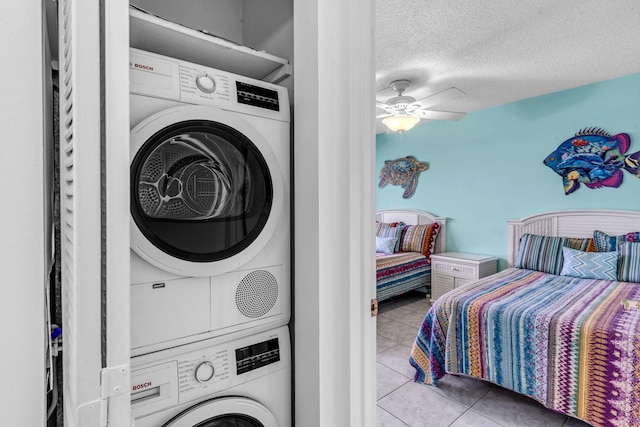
[130, 48, 289, 122]
[178, 63, 232, 102]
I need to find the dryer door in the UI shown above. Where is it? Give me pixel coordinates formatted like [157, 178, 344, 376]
[130, 105, 284, 277]
[162, 397, 279, 427]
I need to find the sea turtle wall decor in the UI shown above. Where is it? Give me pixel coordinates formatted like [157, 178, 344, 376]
[378, 156, 429, 199]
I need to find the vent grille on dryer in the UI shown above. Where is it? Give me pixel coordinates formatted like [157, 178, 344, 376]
[235, 270, 278, 318]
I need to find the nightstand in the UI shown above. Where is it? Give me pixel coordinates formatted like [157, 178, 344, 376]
[430, 252, 498, 302]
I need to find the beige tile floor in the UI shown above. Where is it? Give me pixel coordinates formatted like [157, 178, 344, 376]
[376, 291, 593, 427]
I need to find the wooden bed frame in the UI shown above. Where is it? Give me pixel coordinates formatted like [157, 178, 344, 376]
[376, 209, 447, 255]
[507, 209, 640, 266]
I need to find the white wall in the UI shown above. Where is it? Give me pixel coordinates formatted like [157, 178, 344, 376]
[242, 0, 293, 95]
[131, 0, 243, 44]
[0, 2, 49, 426]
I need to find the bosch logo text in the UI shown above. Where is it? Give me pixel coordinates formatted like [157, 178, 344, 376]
[134, 63, 154, 71]
[132, 381, 152, 391]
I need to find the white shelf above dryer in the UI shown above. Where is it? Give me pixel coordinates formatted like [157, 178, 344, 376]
[129, 6, 291, 84]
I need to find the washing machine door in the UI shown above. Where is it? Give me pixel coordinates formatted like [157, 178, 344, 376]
[162, 397, 279, 427]
[130, 105, 284, 277]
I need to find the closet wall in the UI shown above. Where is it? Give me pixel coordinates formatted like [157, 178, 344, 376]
[130, 1, 243, 43]
[243, 0, 294, 94]
[1, 2, 51, 426]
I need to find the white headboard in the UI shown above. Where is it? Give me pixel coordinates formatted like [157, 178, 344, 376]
[376, 209, 447, 255]
[507, 209, 640, 266]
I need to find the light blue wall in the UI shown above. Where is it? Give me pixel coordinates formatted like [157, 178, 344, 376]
[376, 73, 640, 269]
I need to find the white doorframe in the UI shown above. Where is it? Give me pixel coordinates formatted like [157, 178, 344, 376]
[58, 0, 131, 425]
[293, 0, 376, 425]
[102, 0, 131, 424]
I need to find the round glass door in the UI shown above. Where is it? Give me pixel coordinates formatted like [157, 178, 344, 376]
[161, 396, 279, 427]
[131, 119, 273, 262]
[192, 414, 263, 427]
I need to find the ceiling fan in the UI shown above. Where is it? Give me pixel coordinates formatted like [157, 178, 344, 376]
[376, 80, 466, 132]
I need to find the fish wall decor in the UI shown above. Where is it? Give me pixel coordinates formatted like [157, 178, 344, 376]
[544, 128, 640, 195]
[378, 156, 428, 199]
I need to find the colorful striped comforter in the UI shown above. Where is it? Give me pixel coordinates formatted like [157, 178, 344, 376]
[410, 268, 640, 427]
[376, 252, 431, 301]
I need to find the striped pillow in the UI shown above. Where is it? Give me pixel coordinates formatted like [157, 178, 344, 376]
[376, 222, 404, 252]
[514, 234, 568, 275]
[618, 242, 640, 283]
[398, 222, 440, 259]
[560, 247, 617, 281]
[567, 237, 596, 252]
[594, 230, 640, 252]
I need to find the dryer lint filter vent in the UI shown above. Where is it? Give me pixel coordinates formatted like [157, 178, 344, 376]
[235, 270, 278, 318]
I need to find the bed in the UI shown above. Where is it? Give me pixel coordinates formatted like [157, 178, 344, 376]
[409, 209, 640, 427]
[375, 209, 446, 302]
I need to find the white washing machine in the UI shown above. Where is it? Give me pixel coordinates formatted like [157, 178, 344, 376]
[129, 48, 290, 356]
[131, 326, 291, 427]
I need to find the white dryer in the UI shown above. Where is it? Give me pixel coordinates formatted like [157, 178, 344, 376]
[129, 48, 290, 356]
[131, 326, 291, 427]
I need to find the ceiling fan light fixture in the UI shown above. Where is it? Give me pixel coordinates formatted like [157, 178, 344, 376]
[382, 115, 420, 132]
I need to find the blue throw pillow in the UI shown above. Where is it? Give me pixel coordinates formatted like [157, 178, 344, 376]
[376, 237, 398, 255]
[514, 234, 568, 275]
[376, 222, 404, 252]
[560, 247, 617, 281]
[593, 229, 640, 252]
[618, 242, 640, 283]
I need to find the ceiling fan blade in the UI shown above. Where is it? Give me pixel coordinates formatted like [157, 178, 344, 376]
[376, 113, 392, 119]
[376, 101, 390, 110]
[414, 110, 466, 121]
[415, 87, 465, 109]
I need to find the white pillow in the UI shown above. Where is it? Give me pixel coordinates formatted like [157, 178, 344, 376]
[376, 237, 397, 254]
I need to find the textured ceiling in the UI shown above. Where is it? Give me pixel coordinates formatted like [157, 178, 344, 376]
[376, 0, 640, 133]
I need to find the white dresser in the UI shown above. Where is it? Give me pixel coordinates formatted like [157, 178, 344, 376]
[430, 252, 498, 302]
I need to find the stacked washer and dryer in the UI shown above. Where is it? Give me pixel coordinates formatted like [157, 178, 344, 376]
[128, 48, 291, 427]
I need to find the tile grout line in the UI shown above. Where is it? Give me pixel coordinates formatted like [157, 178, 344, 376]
[430, 378, 497, 427]
[458, 387, 499, 426]
[377, 343, 417, 378]
[376, 361, 414, 382]
[377, 404, 410, 427]
[447, 407, 508, 427]
[430, 377, 493, 404]
[376, 377, 412, 401]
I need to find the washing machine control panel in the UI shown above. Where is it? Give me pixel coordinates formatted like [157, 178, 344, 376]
[131, 327, 290, 420]
[178, 349, 230, 394]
